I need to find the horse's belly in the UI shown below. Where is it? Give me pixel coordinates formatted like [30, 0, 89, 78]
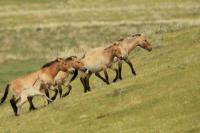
[86, 65, 102, 72]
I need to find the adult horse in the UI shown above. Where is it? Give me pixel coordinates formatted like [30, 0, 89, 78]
[111, 34, 152, 82]
[0, 57, 86, 116]
[80, 43, 127, 93]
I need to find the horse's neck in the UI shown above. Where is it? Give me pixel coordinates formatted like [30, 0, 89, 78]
[44, 63, 60, 79]
[104, 48, 115, 62]
[122, 40, 138, 53]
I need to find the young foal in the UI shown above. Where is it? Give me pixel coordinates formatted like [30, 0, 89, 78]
[80, 43, 127, 93]
[112, 34, 152, 82]
[0, 57, 85, 116]
[49, 57, 86, 101]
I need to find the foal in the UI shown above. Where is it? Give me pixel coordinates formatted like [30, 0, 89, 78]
[112, 34, 152, 82]
[49, 57, 86, 100]
[80, 43, 127, 92]
[0, 57, 85, 116]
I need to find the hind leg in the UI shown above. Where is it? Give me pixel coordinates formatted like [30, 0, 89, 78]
[103, 68, 109, 84]
[29, 88, 52, 106]
[50, 87, 58, 101]
[37, 90, 52, 106]
[10, 96, 19, 116]
[27, 96, 37, 111]
[58, 85, 63, 98]
[16, 95, 28, 116]
[62, 84, 72, 97]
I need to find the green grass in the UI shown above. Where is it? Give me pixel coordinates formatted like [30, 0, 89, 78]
[0, 0, 200, 133]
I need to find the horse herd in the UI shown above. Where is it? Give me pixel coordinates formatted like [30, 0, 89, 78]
[0, 33, 152, 116]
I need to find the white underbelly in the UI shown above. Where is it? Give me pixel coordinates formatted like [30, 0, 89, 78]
[86, 65, 102, 72]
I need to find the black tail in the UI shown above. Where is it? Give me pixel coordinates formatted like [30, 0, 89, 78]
[70, 70, 78, 82]
[0, 84, 9, 105]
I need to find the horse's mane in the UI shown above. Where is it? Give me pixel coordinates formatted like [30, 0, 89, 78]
[65, 56, 77, 61]
[42, 59, 58, 68]
[132, 33, 141, 37]
[42, 56, 77, 68]
[117, 34, 141, 42]
[81, 54, 85, 59]
[118, 38, 124, 42]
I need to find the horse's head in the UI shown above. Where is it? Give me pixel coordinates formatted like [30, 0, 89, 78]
[62, 56, 87, 72]
[110, 43, 127, 60]
[72, 58, 87, 72]
[133, 34, 152, 52]
[57, 57, 71, 72]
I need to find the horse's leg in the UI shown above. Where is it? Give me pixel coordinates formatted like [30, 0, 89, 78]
[103, 68, 110, 85]
[85, 72, 92, 92]
[34, 90, 52, 106]
[44, 88, 50, 98]
[62, 84, 72, 97]
[125, 58, 136, 76]
[10, 95, 18, 116]
[95, 72, 108, 83]
[27, 96, 37, 111]
[16, 94, 28, 116]
[51, 87, 58, 101]
[58, 85, 63, 98]
[113, 68, 119, 82]
[118, 61, 123, 80]
[80, 77, 87, 93]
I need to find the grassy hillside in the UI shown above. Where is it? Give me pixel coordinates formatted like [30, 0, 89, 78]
[0, 0, 200, 133]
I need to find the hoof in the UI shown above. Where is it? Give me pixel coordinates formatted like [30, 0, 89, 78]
[51, 97, 56, 101]
[133, 72, 136, 76]
[29, 107, 37, 112]
[113, 79, 118, 82]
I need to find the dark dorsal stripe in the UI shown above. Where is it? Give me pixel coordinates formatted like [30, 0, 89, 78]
[117, 33, 141, 42]
[42, 59, 58, 68]
[118, 38, 124, 42]
[65, 56, 77, 61]
[132, 33, 141, 37]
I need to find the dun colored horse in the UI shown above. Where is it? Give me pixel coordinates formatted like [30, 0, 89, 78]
[111, 34, 152, 82]
[49, 57, 84, 101]
[80, 43, 127, 93]
[0, 57, 86, 116]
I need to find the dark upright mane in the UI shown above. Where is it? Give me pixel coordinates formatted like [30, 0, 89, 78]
[118, 38, 124, 42]
[65, 56, 77, 61]
[132, 33, 141, 37]
[42, 59, 58, 68]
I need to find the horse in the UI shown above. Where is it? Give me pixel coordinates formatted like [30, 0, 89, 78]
[111, 33, 152, 82]
[0, 57, 86, 116]
[80, 42, 127, 93]
[49, 56, 85, 101]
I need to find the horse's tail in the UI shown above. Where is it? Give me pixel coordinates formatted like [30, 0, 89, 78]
[0, 84, 10, 105]
[70, 69, 78, 82]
